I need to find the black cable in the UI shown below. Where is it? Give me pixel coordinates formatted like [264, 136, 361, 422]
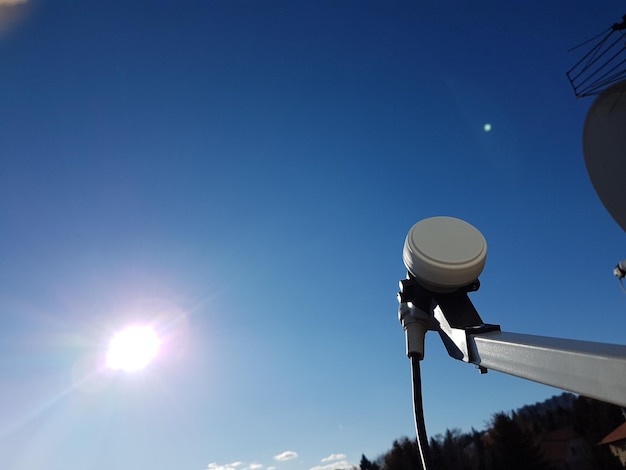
[411, 355, 434, 470]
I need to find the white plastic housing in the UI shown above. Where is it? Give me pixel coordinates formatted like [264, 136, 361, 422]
[403, 217, 487, 291]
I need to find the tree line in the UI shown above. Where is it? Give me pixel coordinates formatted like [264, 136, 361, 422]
[359, 393, 625, 470]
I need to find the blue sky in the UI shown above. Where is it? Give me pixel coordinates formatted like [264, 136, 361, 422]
[1, 1, 626, 469]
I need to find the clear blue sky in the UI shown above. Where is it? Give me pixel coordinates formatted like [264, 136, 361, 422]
[1, 1, 625, 469]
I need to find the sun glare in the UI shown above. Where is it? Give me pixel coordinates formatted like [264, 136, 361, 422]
[106, 325, 161, 372]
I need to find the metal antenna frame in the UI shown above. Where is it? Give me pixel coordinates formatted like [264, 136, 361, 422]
[398, 277, 626, 408]
[567, 14, 626, 98]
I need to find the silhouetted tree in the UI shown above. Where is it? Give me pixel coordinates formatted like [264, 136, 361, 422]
[382, 437, 420, 470]
[425, 429, 474, 470]
[489, 412, 549, 470]
[429, 435, 445, 470]
[468, 428, 488, 470]
[359, 454, 381, 470]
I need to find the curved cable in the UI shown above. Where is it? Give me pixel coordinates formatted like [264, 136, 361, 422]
[411, 356, 434, 470]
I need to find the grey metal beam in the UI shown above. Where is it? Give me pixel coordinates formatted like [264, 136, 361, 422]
[468, 331, 626, 407]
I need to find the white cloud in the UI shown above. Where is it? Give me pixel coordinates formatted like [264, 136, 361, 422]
[245, 464, 263, 470]
[267, 468, 277, 470]
[273, 450, 298, 461]
[207, 462, 243, 470]
[321, 454, 347, 462]
[309, 460, 355, 470]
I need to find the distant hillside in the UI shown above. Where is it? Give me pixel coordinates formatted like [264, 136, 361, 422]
[516, 392, 576, 418]
[362, 393, 625, 470]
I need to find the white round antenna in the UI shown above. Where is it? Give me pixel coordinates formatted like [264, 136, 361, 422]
[583, 80, 626, 231]
[403, 216, 487, 292]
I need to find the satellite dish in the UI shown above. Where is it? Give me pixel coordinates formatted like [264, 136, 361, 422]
[583, 80, 626, 231]
[403, 216, 487, 292]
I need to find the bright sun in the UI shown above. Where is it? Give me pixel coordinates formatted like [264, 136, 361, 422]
[106, 325, 161, 372]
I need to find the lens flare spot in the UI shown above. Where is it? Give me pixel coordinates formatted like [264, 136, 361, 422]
[106, 325, 161, 372]
[484, 123, 492, 132]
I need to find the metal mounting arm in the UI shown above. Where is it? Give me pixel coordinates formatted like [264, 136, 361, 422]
[467, 329, 626, 407]
[399, 277, 626, 408]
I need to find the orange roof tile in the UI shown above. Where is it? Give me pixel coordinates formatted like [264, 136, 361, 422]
[599, 422, 626, 445]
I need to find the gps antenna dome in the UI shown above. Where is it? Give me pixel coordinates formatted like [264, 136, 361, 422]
[402, 216, 487, 292]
